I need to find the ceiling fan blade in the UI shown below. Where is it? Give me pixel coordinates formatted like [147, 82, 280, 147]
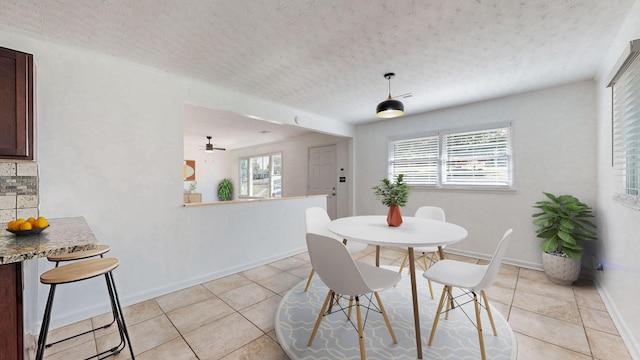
[213, 147, 226, 151]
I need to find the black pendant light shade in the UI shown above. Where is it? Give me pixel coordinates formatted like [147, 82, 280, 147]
[376, 73, 404, 118]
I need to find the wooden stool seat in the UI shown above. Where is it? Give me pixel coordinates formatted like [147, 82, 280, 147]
[47, 244, 111, 263]
[40, 258, 118, 285]
[36, 257, 134, 360]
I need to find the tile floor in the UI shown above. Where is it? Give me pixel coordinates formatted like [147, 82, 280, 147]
[42, 246, 632, 359]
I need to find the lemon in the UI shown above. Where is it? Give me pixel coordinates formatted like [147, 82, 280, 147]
[34, 217, 49, 229]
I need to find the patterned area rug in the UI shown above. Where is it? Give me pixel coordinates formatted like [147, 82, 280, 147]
[275, 267, 517, 359]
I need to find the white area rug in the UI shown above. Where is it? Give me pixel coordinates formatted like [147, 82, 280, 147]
[275, 268, 517, 359]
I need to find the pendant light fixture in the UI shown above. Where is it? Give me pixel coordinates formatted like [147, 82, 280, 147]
[376, 72, 404, 118]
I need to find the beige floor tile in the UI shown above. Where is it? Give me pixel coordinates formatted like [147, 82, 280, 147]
[256, 271, 304, 294]
[494, 265, 519, 289]
[268, 256, 309, 271]
[266, 329, 279, 343]
[202, 274, 253, 295]
[585, 327, 632, 360]
[514, 332, 592, 360]
[184, 312, 263, 359]
[240, 264, 285, 282]
[575, 286, 607, 311]
[509, 307, 590, 355]
[515, 274, 576, 303]
[167, 297, 235, 334]
[489, 299, 511, 319]
[44, 339, 97, 360]
[97, 314, 179, 358]
[579, 306, 618, 335]
[217, 282, 278, 310]
[155, 285, 215, 313]
[136, 337, 197, 360]
[93, 299, 164, 337]
[220, 334, 289, 360]
[239, 295, 283, 332]
[512, 289, 581, 324]
[42, 319, 94, 355]
[486, 283, 516, 307]
[285, 264, 313, 279]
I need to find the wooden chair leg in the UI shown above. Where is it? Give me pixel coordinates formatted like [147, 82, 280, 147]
[308, 290, 332, 346]
[304, 268, 315, 292]
[347, 296, 354, 320]
[428, 285, 448, 346]
[398, 254, 408, 274]
[356, 296, 366, 360]
[427, 279, 434, 299]
[374, 292, 397, 344]
[481, 290, 498, 336]
[474, 293, 486, 360]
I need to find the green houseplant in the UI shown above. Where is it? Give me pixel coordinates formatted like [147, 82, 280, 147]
[217, 178, 233, 201]
[532, 192, 597, 284]
[373, 174, 410, 227]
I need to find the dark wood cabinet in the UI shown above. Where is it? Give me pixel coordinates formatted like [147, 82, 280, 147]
[0, 263, 23, 360]
[0, 47, 33, 160]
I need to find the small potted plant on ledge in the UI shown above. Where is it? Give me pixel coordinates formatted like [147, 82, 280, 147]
[373, 174, 410, 227]
[532, 192, 597, 285]
[217, 178, 233, 201]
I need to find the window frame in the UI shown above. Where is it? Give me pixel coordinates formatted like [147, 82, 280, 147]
[238, 152, 283, 199]
[388, 123, 513, 190]
[608, 39, 640, 209]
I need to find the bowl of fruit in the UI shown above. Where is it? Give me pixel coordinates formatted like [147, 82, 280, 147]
[6, 217, 49, 236]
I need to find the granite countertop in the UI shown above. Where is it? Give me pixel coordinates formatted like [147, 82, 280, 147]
[0, 216, 98, 265]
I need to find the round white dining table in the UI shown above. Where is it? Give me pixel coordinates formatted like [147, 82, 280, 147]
[328, 215, 468, 359]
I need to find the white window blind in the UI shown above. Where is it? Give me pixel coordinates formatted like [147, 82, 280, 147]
[388, 124, 512, 188]
[443, 127, 511, 186]
[390, 136, 439, 186]
[610, 39, 640, 206]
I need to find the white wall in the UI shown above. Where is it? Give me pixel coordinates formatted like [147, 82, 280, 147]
[594, 1, 640, 357]
[354, 81, 597, 269]
[0, 27, 350, 329]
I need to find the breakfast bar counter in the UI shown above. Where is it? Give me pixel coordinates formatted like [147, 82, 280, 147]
[1, 216, 98, 265]
[0, 216, 98, 360]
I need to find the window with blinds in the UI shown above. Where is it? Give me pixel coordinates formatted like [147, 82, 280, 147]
[609, 39, 640, 207]
[443, 127, 511, 186]
[389, 125, 512, 188]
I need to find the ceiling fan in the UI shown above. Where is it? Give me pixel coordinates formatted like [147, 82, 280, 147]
[203, 136, 226, 152]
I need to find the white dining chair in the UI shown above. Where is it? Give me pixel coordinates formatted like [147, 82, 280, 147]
[306, 232, 400, 360]
[303, 207, 368, 292]
[395, 206, 446, 299]
[423, 229, 513, 360]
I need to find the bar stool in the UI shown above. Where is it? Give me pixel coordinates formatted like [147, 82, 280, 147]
[43, 245, 115, 349]
[48, 244, 111, 267]
[36, 258, 135, 360]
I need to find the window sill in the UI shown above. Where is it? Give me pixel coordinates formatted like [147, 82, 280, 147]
[613, 194, 640, 211]
[410, 185, 517, 193]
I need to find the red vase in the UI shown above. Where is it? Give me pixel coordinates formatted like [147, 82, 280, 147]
[387, 205, 403, 227]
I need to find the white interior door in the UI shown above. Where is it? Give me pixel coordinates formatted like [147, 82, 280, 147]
[308, 145, 337, 219]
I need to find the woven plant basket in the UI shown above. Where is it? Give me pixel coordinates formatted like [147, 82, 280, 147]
[541, 251, 581, 285]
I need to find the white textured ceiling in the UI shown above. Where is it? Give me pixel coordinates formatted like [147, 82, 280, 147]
[0, 0, 635, 129]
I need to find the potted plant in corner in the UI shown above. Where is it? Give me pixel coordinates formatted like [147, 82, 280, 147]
[373, 174, 410, 227]
[532, 192, 597, 285]
[217, 178, 233, 201]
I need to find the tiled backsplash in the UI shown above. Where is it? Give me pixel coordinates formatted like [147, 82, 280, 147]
[0, 161, 39, 223]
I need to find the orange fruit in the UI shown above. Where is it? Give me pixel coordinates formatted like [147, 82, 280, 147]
[19, 221, 33, 231]
[7, 220, 18, 231]
[34, 217, 49, 229]
[27, 217, 37, 225]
